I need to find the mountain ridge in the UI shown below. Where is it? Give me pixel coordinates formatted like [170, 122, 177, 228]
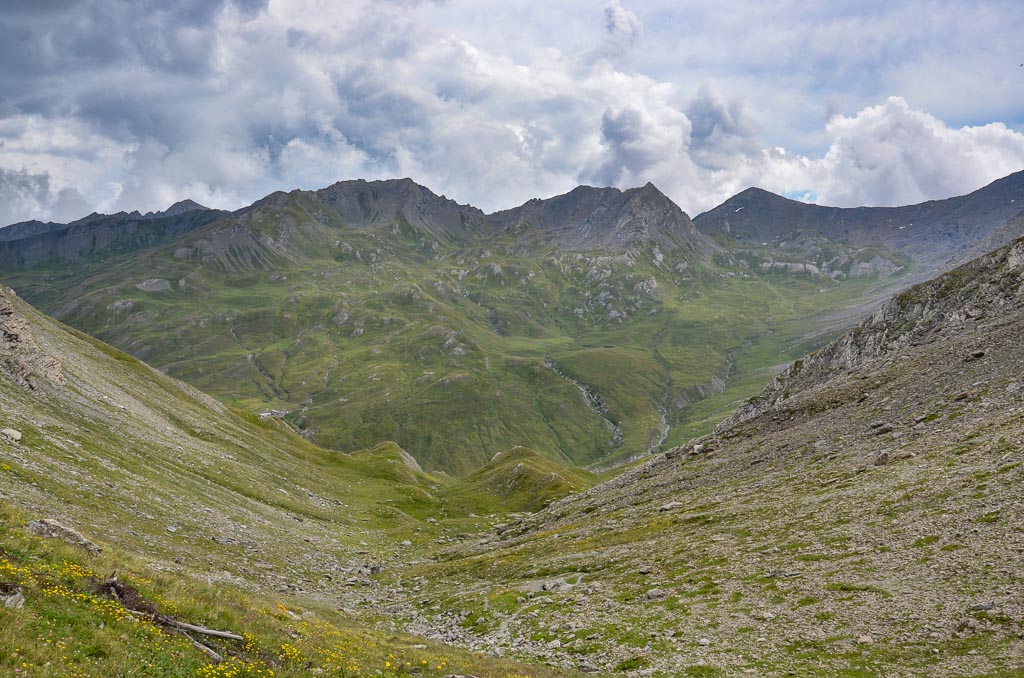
[693, 170, 1024, 270]
[489, 181, 710, 253]
[3, 173, 1024, 475]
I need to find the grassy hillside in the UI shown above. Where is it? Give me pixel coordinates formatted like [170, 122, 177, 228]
[0, 506, 560, 678]
[1, 187, 911, 475]
[442, 447, 597, 514]
[0, 285, 584, 677]
[390, 238, 1024, 675]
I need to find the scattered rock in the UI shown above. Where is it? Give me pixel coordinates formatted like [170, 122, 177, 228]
[645, 588, 666, 600]
[541, 580, 571, 593]
[0, 582, 25, 609]
[698, 637, 711, 646]
[25, 518, 101, 554]
[964, 350, 986, 362]
[856, 635, 874, 645]
[871, 422, 895, 435]
[0, 428, 21, 442]
[658, 501, 684, 512]
[135, 278, 172, 293]
[970, 601, 997, 612]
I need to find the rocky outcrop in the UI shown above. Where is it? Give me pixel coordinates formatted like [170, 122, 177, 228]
[314, 177, 492, 243]
[724, 234, 1024, 428]
[0, 288, 64, 390]
[26, 518, 102, 554]
[490, 183, 713, 254]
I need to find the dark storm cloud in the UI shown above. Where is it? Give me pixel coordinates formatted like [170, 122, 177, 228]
[685, 83, 760, 170]
[586, 108, 666, 186]
[0, 167, 90, 226]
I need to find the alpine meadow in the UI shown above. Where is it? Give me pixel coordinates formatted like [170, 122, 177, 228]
[2, 2, 1023, 677]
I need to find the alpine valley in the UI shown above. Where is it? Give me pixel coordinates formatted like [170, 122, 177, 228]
[3, 172, 1024, 475]
[1, 172, 1023, 677]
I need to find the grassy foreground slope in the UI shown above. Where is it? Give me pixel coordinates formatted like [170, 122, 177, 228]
[0, 507, 558, 678]
[393, 236, 1024, 675]
[0, 286, 574, 677]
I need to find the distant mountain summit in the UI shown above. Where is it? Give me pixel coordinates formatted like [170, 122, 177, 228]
[694, 170, 1024, 269]
[313, 178, 493, 243]
[490, 182, 708, 253]
[146, 199, 211, 219]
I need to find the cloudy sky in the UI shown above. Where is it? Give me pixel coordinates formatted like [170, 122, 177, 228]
[1, 0, 1023, 226]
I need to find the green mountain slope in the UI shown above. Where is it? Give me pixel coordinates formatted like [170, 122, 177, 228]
[442, 446, 597, 514]
[0, 179, 917, 475]
[402, 234, 1024, 675]
[0, 284, 582, 677]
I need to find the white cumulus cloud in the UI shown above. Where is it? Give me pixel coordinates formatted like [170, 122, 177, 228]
[0, 0, 1022, 225]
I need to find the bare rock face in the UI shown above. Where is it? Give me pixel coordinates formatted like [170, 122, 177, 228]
[397, 449, 424, 474]
[0, 288, 65, 390]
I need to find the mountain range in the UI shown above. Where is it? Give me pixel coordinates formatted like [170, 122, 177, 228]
[1, 172, 1023, 476]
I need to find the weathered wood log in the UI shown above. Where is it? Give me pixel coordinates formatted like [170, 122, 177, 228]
[164, 618, 244, 642]
[127, 609, 244, 642]
[183, 633, 224, 663]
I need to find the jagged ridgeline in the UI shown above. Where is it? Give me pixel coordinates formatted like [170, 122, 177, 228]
[2, 172, 1023, 474]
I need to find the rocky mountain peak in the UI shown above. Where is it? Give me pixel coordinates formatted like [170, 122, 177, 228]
[489, 182, 708, 253]
[152, 199, 210, 218]
[312, 177, 491, 242]
[694, 171, 1024, 271]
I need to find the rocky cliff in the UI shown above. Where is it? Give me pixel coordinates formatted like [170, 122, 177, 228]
[723, 233, 1024, 428]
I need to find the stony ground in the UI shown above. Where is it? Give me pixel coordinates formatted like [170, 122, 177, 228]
[378, 241, 1024, 676]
